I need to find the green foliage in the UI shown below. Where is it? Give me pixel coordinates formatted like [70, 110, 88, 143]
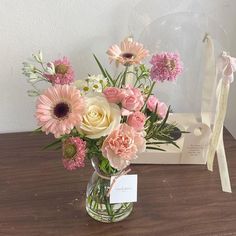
[145, 107, 184, 150]
[98, 156, 118, 175]
[93, 54, 115, 86]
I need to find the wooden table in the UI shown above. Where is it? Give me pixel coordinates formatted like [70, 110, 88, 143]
[0, 130, 236, 236]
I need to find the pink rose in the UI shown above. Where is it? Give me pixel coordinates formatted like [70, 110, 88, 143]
[127, 111, 146, 131]
[103, 87, 122, 103]
[102, 124, 146, 170]
[146, 95, 168, 118]
[146, 95, 158, 112]
[156, 102, 168, 118]
[121, 85, 144, 112]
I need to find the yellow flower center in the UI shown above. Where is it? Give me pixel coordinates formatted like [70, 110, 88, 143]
[64, 143, 77, 159]
[55, 64, 69, 75]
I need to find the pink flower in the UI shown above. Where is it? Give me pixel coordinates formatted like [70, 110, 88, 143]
[150, 52, 183, 82]
[107, 38, 149, 66]
[35, 85, 85, 138]
[120, 85, 144, 113]
[62, 137, 86, 170]
[127, 111, 146, 131]
[103, 87, 122, 103]
[146, 95, 168, 119]
[102, 124, 146, 170]
[156, 102, 168, 118]
[146, 95, 158, 112]
[45, 57, 74, 85]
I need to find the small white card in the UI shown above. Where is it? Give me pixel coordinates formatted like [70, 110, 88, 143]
[109, 174, 138, 204]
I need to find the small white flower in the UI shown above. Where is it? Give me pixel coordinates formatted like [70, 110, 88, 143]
[45, 62, 55, 75]
[22, 62, 35, 73]
[29, 73, 38, 79]
[32, 50, 43, 63]
[88, 80, 103, 92]
[74, 79, 87, 88]
[38, 50, 43, 62]
[74, 79, 90, 94]
[88, 74, 107, 87]
[27, 90, 40, 97]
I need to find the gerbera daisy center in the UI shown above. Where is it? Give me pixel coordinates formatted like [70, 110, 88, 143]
[53, 102, 71, 119]
[55, 64, 69, 75]
[121, 52, 135, 59]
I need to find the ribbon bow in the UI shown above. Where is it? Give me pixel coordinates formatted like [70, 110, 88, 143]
[218, 51, 236, 83]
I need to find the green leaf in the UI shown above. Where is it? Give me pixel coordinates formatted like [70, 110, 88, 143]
[146, 146, 166, 152]
[30, 127, 42, 135]
[93, 54, 107, 78]
[54, 145, 62, 150]
[147, 141, 170, 145]
[104, 69, 115, 86]
[154, 106, 171, 133]
[42, 139, 62, 150]
[141, 81, 156, 111]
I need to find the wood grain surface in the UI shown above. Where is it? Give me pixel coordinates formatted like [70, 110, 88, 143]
[0, 129, 236, 236]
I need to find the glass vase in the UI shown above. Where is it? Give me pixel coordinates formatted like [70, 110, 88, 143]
[86, 171, 133, 223]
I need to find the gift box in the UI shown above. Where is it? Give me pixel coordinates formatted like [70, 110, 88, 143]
[131, 12, 233, 193]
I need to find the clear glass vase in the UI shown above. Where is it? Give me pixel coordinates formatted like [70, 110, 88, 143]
[86, 171, 133, 223]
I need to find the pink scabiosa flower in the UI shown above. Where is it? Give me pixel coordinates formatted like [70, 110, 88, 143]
[62, 137, 86, 170]
[146, 95, 168, 119]
[127, 111, 146, 131]
[107, 38, 149, 66]
[150, 52, 183, 82]
[102, 124, 146, 170]
[45, 57, 74, 85]
[35, 85, 85, 138]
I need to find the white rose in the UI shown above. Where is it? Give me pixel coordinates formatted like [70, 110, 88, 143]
[77, 93, 121, 139]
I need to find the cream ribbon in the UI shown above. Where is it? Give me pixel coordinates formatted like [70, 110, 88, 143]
[201, 33, 217, 128]
[206, 51, 235, 192]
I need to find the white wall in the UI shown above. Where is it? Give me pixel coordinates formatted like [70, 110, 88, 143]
[0, 0, 235, 137]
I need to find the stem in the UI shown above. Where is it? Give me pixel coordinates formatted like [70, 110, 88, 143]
[121, 66, 129, 87]
[39, 61, 47, 71]
[141, 81, 156, 111]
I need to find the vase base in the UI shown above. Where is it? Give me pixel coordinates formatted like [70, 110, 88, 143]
[86, 200, 133, 223]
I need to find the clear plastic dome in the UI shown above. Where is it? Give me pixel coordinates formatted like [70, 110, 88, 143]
[138, 12, 229, 116]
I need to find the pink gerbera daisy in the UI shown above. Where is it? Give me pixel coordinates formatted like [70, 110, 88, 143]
[45, 57, 74, 85]
[62, 137, 86, 170]
[107, 38, 149, 66]
[35, 85, 85, 138]
[150, 52, 183, 82]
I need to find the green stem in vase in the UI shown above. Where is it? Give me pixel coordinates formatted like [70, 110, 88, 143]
[120, 66, 129, 87]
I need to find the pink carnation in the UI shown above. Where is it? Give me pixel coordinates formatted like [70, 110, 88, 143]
[147, 95, 168, 119]
[62, 137, 86, 171]
[120, 85, 144, 114]
[103, 87, 122, 103]
[102, 124, 146, 170]
[127, 111, 146, 131]
[150, 52, 183, 82]
[45, 57, 74, 85]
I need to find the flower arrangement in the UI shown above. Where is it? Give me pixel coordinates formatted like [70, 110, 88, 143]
[22, 37, 183, 222]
